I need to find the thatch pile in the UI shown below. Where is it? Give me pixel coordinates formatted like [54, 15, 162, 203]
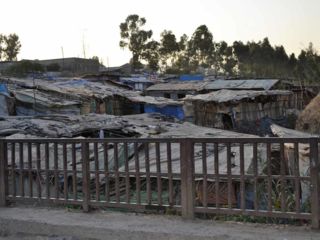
[296, 94, 320, 134]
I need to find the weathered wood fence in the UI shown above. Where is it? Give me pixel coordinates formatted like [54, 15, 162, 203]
[0, 138, 319, 228]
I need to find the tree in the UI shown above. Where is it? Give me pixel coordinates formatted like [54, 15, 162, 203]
[159, 30, 180, 71]
[3, 33, 21, 61]
[119, 14, 152, 70]
[188, 25, 214, 69]
[0, 34, 4, 60]
[141, 40, 160, 71]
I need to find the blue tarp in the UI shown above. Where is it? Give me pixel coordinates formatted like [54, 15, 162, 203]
[179, 74, 204, 81]
[0, 83, 9, 96]
[144, 104, 184, 120]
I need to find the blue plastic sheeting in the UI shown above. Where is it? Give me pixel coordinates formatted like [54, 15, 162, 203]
[179, 74, 204, 81]
[0, 84, 9, 96]
[144, 104, 184, 120]
[55, 79, 88, 86]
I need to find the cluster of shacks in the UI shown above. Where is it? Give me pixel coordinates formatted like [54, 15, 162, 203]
[0, 113, 316, 208]
[0, 75, 318, 209]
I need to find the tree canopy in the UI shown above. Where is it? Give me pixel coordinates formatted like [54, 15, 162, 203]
[0, 33, 21, 61]
[119, 14, 320, 83]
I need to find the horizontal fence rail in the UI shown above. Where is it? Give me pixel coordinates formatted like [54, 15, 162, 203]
[0, 137, 319, 228]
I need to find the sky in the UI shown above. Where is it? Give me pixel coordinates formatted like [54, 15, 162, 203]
[1, 0, 320, 66]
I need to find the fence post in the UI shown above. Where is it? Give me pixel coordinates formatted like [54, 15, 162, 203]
[82, 142, 90, 212]
[310, 137, 320, 229]
[180, 138, 195, 219]
[0, 140, 7, 207]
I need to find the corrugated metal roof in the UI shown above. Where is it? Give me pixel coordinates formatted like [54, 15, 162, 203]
[184, 89, 292, 103]
[204, 79, 280, 90]
[146, 82, 206, 91]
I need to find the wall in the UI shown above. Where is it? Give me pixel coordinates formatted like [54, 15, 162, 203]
[190, 95, 290, 130]
[144, 104, 185, 120]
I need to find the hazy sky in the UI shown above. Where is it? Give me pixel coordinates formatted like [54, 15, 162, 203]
[2, 0, 320, 66]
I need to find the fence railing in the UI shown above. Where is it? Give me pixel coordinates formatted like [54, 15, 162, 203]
[0, 137, 319, 228]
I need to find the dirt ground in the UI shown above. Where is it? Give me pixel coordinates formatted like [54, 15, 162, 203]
[0, 206, 320, 240]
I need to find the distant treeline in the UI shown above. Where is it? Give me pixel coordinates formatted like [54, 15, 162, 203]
[120, 14, 320, 83]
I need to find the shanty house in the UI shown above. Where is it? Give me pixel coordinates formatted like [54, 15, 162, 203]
[183, 89, 293, 132]
[145, 81, 207, 100]
[204, 79, 314, 110]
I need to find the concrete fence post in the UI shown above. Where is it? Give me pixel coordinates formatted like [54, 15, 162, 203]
[180, 138, 195, 219]
[0, 140, 7, 207]
[310, 137, 320, 229]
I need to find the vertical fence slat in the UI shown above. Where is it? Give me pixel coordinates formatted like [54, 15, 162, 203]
[167, 142, 173, 207]
[227, 143, 232, 209]
[28, 142, 33, 198]
[63, 143, 68, 200]
[114, 143, 120, 203]
[214, 142, 219, 208]
[240, 143, 245, 210]
[156, 142, 162, 206]
[253, 143, 258, 211]
[82, 142, 90, 212]
[267, 143, 272, 212]
[202, 143, 207, 208]
[94, 142, 99, 201]
[0, 141, 7, 206]
[19, 142, 24, 197]
[180, 139, 194, 219]
[134, 142, 140, 205]
[54, 143, 59, 199]
[36, 143, 41, 199]
[145, 143, 151, 205]
[124, 143, 130, 204]
[11, 143, 16, 198]
[45, 143, 49, 199]
[310, 138, 320, 229]
[280, 142, 286, 212]
[104, 142, 110, 202]
[72, 143, 77, 200]
[294, 142, 300, 213]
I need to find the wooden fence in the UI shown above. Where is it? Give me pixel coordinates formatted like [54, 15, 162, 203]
[0, 137, 319, 228]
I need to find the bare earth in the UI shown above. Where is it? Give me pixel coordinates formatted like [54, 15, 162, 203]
[0, 206, 319, 240]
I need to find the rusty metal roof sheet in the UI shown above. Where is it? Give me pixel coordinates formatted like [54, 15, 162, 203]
[184, 89, 292, 103]
[204, 79, 280, 91]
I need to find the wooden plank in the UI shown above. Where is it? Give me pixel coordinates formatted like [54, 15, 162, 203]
[294, 142, 301, 213]
[180, 139, 194, 219]
[28, 142, 33, 197]
[63, 143, 68, 200]
[104, 142, 110, 202]
[310, 138, 320, 229]
[167, 142, 173, 206]
[45, 143, 50, 199]
[227, 143, 232, 209]
[72, 143, 77, 200]
[0, 141, 7, 206]
[214, 143, 219, 208]
[54, 143, 59, 199]
[280, 143, 286, 212]
[36, 143, 41, 199]
[19, 142, 24, 197]
[267, 143, 272, 212]
[124, 143, 130, 203]
[156, 142, 162, 205]
[240, 143, 245, 210]
[202, 143, 207, 208]
[134, 142, 140, 205]
[82, 142, 90, 212]
[145, 143, 151, 205]
[11, 143, 16, 198]
[114, 143, 120, 203]
[94, 142, 100, 201]
[253, 143, 258, 211]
